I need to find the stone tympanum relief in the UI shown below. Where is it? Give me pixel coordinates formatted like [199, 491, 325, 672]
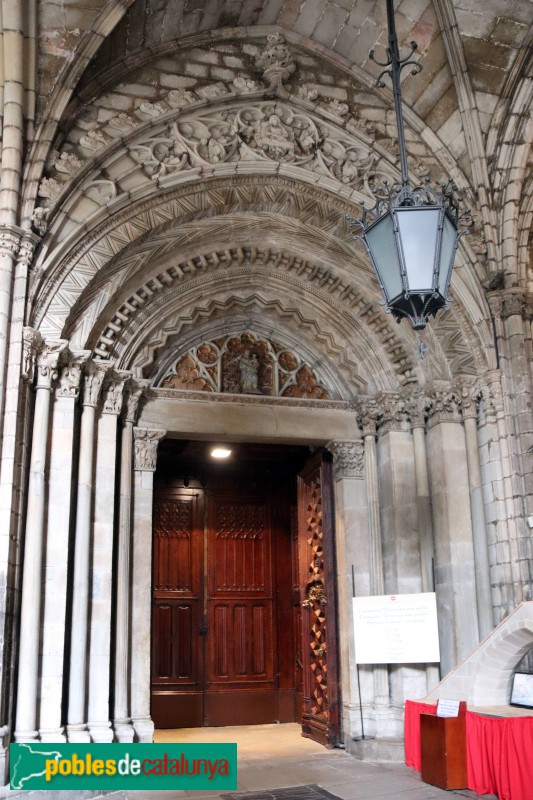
[159, 332, 331, 399]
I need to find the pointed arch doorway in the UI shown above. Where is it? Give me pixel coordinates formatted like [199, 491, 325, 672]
[150, 440, 339, 747]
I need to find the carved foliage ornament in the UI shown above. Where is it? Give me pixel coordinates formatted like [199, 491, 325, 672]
[57, 351, 91, 398]
[128, 101, 379, 190]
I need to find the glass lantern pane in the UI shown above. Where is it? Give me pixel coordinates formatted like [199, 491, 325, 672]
[396, 208, 440, 291]
[366, 213, 403, 301]
[438, 213, 458, 296]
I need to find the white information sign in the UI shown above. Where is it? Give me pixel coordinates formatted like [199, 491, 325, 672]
[352, 593, 440, 664]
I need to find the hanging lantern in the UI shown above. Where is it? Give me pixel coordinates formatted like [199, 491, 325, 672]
[349, 0, 470, 331]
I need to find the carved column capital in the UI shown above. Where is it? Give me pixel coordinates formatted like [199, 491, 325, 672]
[133, 428, 166, 472]
[56, 351, 91, 399]
[0, 226, 22, 258]
[102, 370, 131, 415]
[22, 327, 44, 382]
[327, 440, 364, 480]
[425, 382, 461, 425]
[480, 370, 504, 416]
[376, 392, 407, 434]
[35, 340, 69, 390]
[82, 361, 114, 407]
[17, 232, 39, 268]
[455, 381, 480, 421]
[356, 398, 379, 437]
[487, 288, 527, 320]
[403, 389, 429, 429]
[122, 379, 150, 425]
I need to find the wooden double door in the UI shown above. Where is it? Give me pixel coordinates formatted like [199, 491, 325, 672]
[151, 450, 339, 746]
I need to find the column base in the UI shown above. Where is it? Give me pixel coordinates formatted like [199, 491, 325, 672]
[88, 721, 114, 743]
[132, 716, 155, 743]
[14, 729, 39, 742]
[66, 724, 91, 743]
[114, 719, 135, 742]
[39, 728, 67, 743]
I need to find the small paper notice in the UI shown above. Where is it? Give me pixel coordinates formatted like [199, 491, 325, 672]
[437, 699, 460, 718]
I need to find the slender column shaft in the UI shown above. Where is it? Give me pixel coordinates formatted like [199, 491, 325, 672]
[87, 372, 128, 743]
[67, 364, 109, 742]
[412, 425, 434, 592]
[463, 414, 493, 638]
[15, 342, 65, 741]
[363, 429, 388, 708]
[39, 353, 88, 742]
[113, 420, 134, 741]
[131, 428, 165, 742]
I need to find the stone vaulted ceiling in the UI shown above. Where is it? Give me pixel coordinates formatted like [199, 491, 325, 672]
[26, 0, 533, 395]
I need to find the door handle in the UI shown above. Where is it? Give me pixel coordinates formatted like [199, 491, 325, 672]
[198, 625, 208, 636]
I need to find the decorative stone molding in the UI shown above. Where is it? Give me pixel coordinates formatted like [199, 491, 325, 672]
[102, 370, 131, 415]
[82, 361, 113, 408]
[22, 327, 44, 382]
[152, 387, 349, 410]
[35, 341, 69, 390]
[327, 440, 364, 480]
[122, 379, 150, 425]
[56, 351, 91, 399]
[133, 428, 166, 472]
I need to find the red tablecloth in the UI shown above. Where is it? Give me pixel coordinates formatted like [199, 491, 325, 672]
[466, 711, 533, 800]
[404, 700, 533, 800]
[404, 699, 437, 770]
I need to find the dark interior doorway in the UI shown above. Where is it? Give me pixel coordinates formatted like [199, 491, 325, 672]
[151, 440, 340, 746]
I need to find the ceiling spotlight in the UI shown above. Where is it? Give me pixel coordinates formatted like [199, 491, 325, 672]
[210, 446, 232, 459]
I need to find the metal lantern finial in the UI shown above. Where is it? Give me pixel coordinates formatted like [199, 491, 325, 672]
[349, 0, 471, 331]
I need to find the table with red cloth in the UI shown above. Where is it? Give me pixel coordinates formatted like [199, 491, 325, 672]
[404, 699, 533, 800]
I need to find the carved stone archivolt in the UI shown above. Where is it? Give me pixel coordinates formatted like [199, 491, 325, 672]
[159, 331, 331, 399]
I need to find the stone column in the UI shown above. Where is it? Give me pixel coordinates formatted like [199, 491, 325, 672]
[87, 370, 129, 743]
[67, 361, 111, 742]
[113, 380, 149, 743]
[39, 351, 89, 742]
[376, 393, 426, 723]
[327, 440, 369, 741]
[358, 402, 389, 715]
[426, 385, 479, 675]
[131, 427, 166, 742]
[14, 339, 67, 741]
[405, 390, 440, 692]
[458, 383, 493, 639]
[486, 293, 532, 611]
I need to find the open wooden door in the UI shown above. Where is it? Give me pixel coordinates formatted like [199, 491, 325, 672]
[297, 450, 340, 747]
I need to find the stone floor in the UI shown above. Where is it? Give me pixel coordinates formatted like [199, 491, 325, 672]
[2, 723, 498, 799]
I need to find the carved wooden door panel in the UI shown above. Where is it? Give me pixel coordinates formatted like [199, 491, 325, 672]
[151, 487, 279, 727]
[205, 493, 276, 725]
[297, 451, 340, 747]
[151, 489, 205, 727]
